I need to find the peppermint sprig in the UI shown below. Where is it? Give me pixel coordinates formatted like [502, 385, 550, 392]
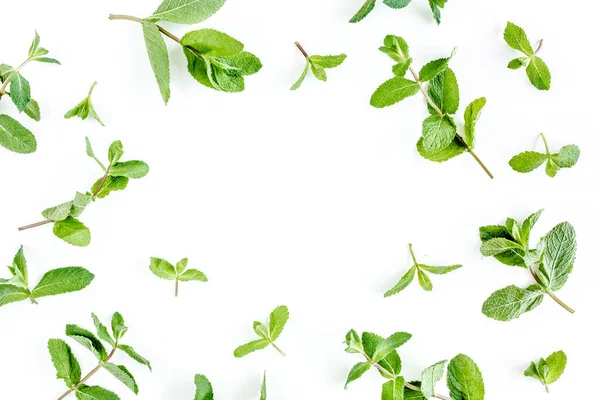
[509, 133, 579, 177]
[109, 0, 262, 104]
[0, 31, 60, 154]
[480, 210, 577, 321]
[384, 243, 461, 297]
[344, 329, 485, 400]
[290, 42, 346, 90]
[49, 312, 151, 400]
[149, 257, 208, 297]
[350, 0, 449, 25]
[370, 35, 493, 178]
[504, 22, 551, 90]
[234, 305, 289, 358]
[0, 246, 94, 308]
[524, 350, 567, 393]
[64, 82, 104, 126]
[18, 137, 149, 247]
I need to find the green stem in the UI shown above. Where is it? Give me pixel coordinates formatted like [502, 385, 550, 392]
[528, 267, 575, 314]
[56, 347, 116, 400]
[540, 133, 550, 156]
[271, 342, 286, 357]
[175, 279, 179, 297]
[408, 243, 419, 266]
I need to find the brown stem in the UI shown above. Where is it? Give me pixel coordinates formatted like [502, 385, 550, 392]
[18, 219, 53, 231]
[528, 267, 575, 314]
[56, 347, 116, 400]
[295, 42, 309, 58]
[535, 39, 544, 55]
[408, 66, 494, 179]
[30, 298, 38, 305]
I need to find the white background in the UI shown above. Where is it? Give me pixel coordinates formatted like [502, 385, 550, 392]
[0, 0, 597, 399]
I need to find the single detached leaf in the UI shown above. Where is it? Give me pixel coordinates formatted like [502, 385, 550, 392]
[421, 360, 446, 399]
[0, 284, 30, 307]
[417, 138, 465, 162]
[421, 115, 457, 154]
[428, 68, 459, 115]
[381, 377, 405, 400]
[482, 284, 544, 321]
[309, 55, 347, 68]
[504, 22, 534, 55]
[372, 332, 412, 362]
[291, 61, 309, 91]
[110, 161, 150, 179]
[31, 267, 94, 299]
[349, 0, 376, 23]
[417, 269, 433, 291]
[509, 151, 547, 173]
[149, 257, 177, 280]
[463, 97, 486, 147]
[194, 374, 214, 400]
[118, 344, 152, 371]
[345, 362, 371, 389]
[0, 114, 37, 154]
[91, 313, 115, 346]
[370, 76, 419, 108]
[48, 339, 82, 388]
[233, 339, 270, 358]
[385, 265, 416, 297]
[75, 386, 119, 400]
[142, 20, 171, 104]
[111, 312, 128, 340]
[53, 217, 91, 247]
[526, 56, 551, 90]
[102, 363, 138, 394]
[419, 264, 462, 274]
[181, 29, 243, 57]
[66, 324, 107, 360]
[24, 99, 41, 121]
[539, 222, 576, 291]
[480, 237, 522, 256]
[447, 354, 485, 400]
[150, 0, 226, 24]
[269, 305, 289, 341]
[178, 269, 208, 282]
[10, 73, 31, 112]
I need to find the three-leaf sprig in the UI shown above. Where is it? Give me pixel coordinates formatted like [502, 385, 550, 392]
[0, 246, 94, 308]
[524, 350, 567, 393]
[371, 35, 493, 178]
[110, 0, 262, 103]
[350, 0, 449, 25]
[234, 305, 289, 358]
[480, 210, 577, 321]
[291, 42, 346, 90]
[0, 31, 59, 154]
[504, 22, 551, 90]
[149, 257, 208, 297]
[48, 312, 151, 400]
[509, 133, 579, 177]
[344, 329, 485, 400]
[18, 137, 149, 246]
[64, 82, 104, 126]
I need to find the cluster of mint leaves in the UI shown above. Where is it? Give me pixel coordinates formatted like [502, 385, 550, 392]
[350, 0, 448, 25]
[0, 246, 94, 308]
[290, 42, 346, 90]
[18, 137, 149, 247]
[48, 312, 151, 399]
[234, 305, 289, 358]
[194, 372, 267, 400]
[0, 31, 59, 154]
[385, 243, 461, 297]
[109, 0, 262, 104]
[504, 22, 551, 90]
[479, 210, 577, 321]
[509, 133, 579, 177]
[64, 82, 104, 126]
[524, 350, 567, 393]
[344, 329, 485, 400]
[149, 257, 207, 297]
[371, 35, 493, 178]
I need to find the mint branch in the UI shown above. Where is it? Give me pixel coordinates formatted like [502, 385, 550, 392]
[407, 65, 494, 179]
[56, 347, 117, 400]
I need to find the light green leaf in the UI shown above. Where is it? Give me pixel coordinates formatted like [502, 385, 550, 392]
[75, 386, 119, 400]
[42, 201, 73, 221]
[309, 54, 347, 68]
[108, 140, 123, 164]
[482, 284, 545, 321]
[526, 56, 551, 90]
[385, 265, 416, 298]
[428, 68, 459, 115]
[344, 362, 371, 389]
[71, 192, 93, 217]
[521, 209, 543, 246]
[194, 374, 214, 400]
[176, 258, 188, 274]
[28, 31, 41, 57]
[31, 267, 94, 299]
[85, 137, 105, 170]
[381, 35, 410, 63]
[109, 160, 149, 179]
[23, 99, 41, 121]
[507, 57, 527, 69]
[269, 305, 289, 341]
[260, 372, 267, 400]
[539, 222, 576, 291]
[33, 57, 61, 64]
[417, 138, 465, 162]
[0, 284, 30, 307]
[504, 22, 534, 55]
[370, 76, 419, 108]
[392, 61, 412, 77]
[224, 51, 262, 76]
[91, 313, 115, 346]
[310, 62, 327, 82]
[345, 329, 364, 354]
[10, 73, 31, 112]
[0, 64, 13, 81]
[372, 332, 412, 363]
[111, 312, 128, 340]
[421, 115, 457, 154]
[421, 360, 446, 399]
[0, 114, 36, 154]
[291, 61, 309, 91]
[65, 82, 104, 126]
[417, 269, 433, 291]
[418, 264, 462, 274]
[545, 159, 559, 177]
[509, 151, 546, 173]
[419, 54, 453, 82]
[102, 363, 138, 394]
[181, 29, 243, 57]
[149, 0, 226, 24]
[349, 0, 376, 23]
[463, 97, 486, 147]
[233, 339, 270, 358]
[178, 269, 208, 282]
[48, 339, 81, 388]
[555, 145, 580, 168]
[12, 245, 28, 285]
[53, 217, 91, 247]
[254, 321, 269, 339]
[91, 175, 129, 199]
[66, 324, 107, 360]
[149, 257, 177, 280]
[142, 20, 170, 104]
[480, 238, 522, 256]
[447, 354, 485, 400]
[545, 351, 567, 384]
[382, 377, 405, 400]
[384, 0, 411, 8]
[117, 344, 152, 371]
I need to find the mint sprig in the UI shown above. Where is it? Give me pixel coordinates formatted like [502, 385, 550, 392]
[149, 257, 208, 297]
[0, 246, 94, 308]
[234, 305, 289, 358]
[509, 133, 580, 177]
[370, 35, 493, 179]
[504, 22, 551, 90]
[350, 0, 449, 25]
[344, 329, 485, 400]
[524, 350, 567, 393]
[49, 312, 151, 400]
[193, 372, 267, 399]
[18, 137, 149, 246]
[479, 210, 577, 321]
[291, 42, 346, 90]
[109, 0, 262, 103]
[0, 31, 60, 154]
[385, 243, 462, 297]
[64, 82, 104, 126]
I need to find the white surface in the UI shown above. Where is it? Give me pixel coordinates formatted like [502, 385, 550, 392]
[0, 0, 597, 398]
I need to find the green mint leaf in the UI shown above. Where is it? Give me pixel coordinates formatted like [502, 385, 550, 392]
[102, 363, 139, 394]
[361, 332, 398, 374]
[545, 159, 559, 177]
[463, 97, 486, 147]
[421, 360, 446, 399]
[427, 68, 459, 115]
[538, 222, 576, 291]
[66, 324, 107, 360]
[381, 35, 410, 63]
[417, 269, 433, 291]
[392, 61, 411, 77]
[421, 115, 457, 154]
[48, 339, 81, 388]
[111, 312, 128, 341]
[175, 258, 188, 274]
[254, 321, 269, 339]
[28, 31, 41, 58]
[194, 374, 214, 400]
[0, 284, 30, 307]
[181, 29, 243, 57]
[385, 265, 416, 297]
[75, 385, 119, 400]
[349, 0, 376, 23]
[225, 51, 262, 76]
[384, 0, 411, 8]
[524, 361, 543, 385]
[428, 0, 442, 25]
[64, 82, 104, 126]
[480, 237, 523, 256]
[85, 137, 106, 170]
[109, 160, 150, 179]
[482, 284, 544, 321]
[149, 257, 177, 280]
[479, 225, 526, 267]
[183, 50, 217, 90]
[418, 264, 461, 274]
[269, 305, 289, 341]
[178, 269, 208, 282]
[9, 73, 31, 112]
[544, 351, 567, 384]
[0, 114, 37, 154]
[91, 313, 115, 346]
[108, 140, 124, 164]
[260, 372, 267, 400]
[447, 354, 485, 400]
[345, 329, 364, 354]
[416, 138, 465, 162]
[42, 201, 74, 221]
[555, 145, 580, 168]
[310, 62, 328, 82]
[0, 64, 13, 81]
[372, 332, 412, 363]
[23, 98, 41, 121]
[71, 192, 93, 217]
[509, 151, 546, 173]
[526, 56, 551, 90]
[142, 21, 171, 104]
[91, 176, 129, 199]
[117, 344, 152, 371]
[233, 339, 270, 358]
[381, 377, 405, 400]
[504, 22, 534, 55]
[521, 209, 543, 246]
[33, 57, 61, 65]
[309, 54, 347, 68]
[418, 50, 454, 82]
[404, 381, 425, 399]
[507, 57, 527, 69]
[291, 61, 309, 90]
[53, 217, 91, 247]
[370, 76, 419, 108]
[345, 362, 371, 389]
[149, 0, 226, 24]
[12, 245, 28, 285]
[31, 267, 94, 299]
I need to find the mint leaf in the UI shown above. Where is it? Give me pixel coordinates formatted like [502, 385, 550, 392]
[482, 284, 544, 321]
[372, 332, 412, 362]
[181, 29, 243, 56]
[48, 339, 81, 388]
[480, 237, 523, 256]
[428, 68, 459, 115]
[64, 82, 104, 126]
[421, 115, 456, 154]
[510, 134, 579, 176]
[66, 324, 107, 360]
[524, 351, 566, 392]
[111, 312, 128, 341]
[310, 62, 327, 82]
[53, 217, 91, 247]
[75, 386, 119, 400]
[555, 145, 580, 168]
[504, 22, 534, 55]
[419, 50, 454, 82]
[463, 97, 486, 147]
[421, 360, 446, 399]
[194, 374, 214, 400]
[416, 138, 465, 162]
[418, 265, 461, 274]
[291, 61, 309, 90]
[109, 160, 150, 179]
[150, 257, 207, 296]
[31, 267, 94, 299]
[345, 362, 371, 389]
[538, 222, 576, 291]
[23, 98, 41, 121]
[260, 372, 267, 400]
[91, 313, 115, 346]
[417, 269, 432, 291]
[9, 73, 31, 112]
[117, 345, 152, 371]
[447, 354, 485, 400]
[370, 76, 419, 108]
[42, 201, 75, 221]
[384, 0, 411, 8]
[142, 21, 170, 104]
[309, 55, 347, 68]
[254, 321, 269, 339]
[404, 382, 425, 399]
[381, 377, 404, 400]
[349, 0, 376, 23]
[0, 284, 30, 307]
[102, 363, 138, 394]
[509, 151, 547, 173]
[428, 0, 442, 25]
[507, 57, 527, 69]
[178, 269, 208, 281]
[149, 0, 226, 24]
[0, 114, 36, 154]
[385, 266, 416, 297]
[345, 329, 364, 354]
[91, 176, 129, 199]
[149, 257, 177, 280]
[526, 56, 551, 90]
[233, 339, 270, 358]
[269, 305, 289, 341]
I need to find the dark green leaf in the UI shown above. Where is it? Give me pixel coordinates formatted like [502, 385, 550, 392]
[48, 339, 81, 388]
[349, 0, 376, 23]
[428, 68, 459, 115]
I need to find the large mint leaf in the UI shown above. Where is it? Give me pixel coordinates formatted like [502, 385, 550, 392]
[447, 354, 485, 400]
[31, 267, 94, 299]
[53, 217, 91, 247]
[428, 68, 459, 115]
[48, 339, 81, 388]
[482, 284, 544, 321]
[420, 115, 456, 154]
[539, 222, 576, 290]
[370, 76, 419, 108]
[149, 0, 226, 24]
[181, 29, 243, 57]
[142, 21, 170, 104]
[0, 114, 36, 154]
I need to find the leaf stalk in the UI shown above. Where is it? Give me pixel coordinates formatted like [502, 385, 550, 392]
[528, 267, 575, 314]
[271, 342, 286, 357]
[294, 42, 309, 59]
